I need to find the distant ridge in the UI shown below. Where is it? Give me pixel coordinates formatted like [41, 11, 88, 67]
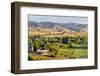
[28, 21, 87, 32]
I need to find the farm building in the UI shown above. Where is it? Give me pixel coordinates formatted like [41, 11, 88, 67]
[36, 49, 49, 55]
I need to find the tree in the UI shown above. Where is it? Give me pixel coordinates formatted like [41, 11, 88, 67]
[33, 39, 40, 51]
[76, 37, 81, 44]
[68, 38, 73, 48]
[62, 37, 68, 44]
[28, 38, 34, 51]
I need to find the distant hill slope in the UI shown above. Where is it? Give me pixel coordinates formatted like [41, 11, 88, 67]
[28, 21, 87, 32]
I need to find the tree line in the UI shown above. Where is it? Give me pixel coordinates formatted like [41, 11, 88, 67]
[28, 35, 88, 52]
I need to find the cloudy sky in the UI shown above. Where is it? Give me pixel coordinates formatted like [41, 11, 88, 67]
[28, 15, 88, 24]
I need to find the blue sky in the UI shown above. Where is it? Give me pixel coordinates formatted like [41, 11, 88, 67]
[28, 15, 88, 24]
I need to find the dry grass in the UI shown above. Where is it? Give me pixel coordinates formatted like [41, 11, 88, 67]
[28, 53, 49, 60]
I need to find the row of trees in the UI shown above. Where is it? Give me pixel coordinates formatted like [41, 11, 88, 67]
[28, 35, 88, 52]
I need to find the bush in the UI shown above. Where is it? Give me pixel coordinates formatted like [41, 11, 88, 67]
[55, 49, 74, 58]
[28, 55, 34, 60]
[28, 56, 49, 60]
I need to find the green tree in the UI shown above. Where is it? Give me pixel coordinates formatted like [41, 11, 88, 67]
[68, 38, 73, 48]
[33, 39, 40, 51]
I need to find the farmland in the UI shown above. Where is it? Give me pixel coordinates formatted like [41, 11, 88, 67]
[28, 20, 88, 60]
[28, 30, 88, 60]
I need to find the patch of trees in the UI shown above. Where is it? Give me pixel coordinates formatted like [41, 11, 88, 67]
[28, 35, 88, 52]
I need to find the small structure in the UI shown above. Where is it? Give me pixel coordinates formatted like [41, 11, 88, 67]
[36, 49, 49, 55]
[28, 45, 34, 53]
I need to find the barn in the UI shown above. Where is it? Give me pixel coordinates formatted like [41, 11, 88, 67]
[36, 49, 49, 55]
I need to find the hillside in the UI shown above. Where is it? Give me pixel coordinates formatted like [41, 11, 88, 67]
[28, 21, 88, 36]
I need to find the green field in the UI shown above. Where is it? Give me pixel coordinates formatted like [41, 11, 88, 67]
[28, 48, 88, 60]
